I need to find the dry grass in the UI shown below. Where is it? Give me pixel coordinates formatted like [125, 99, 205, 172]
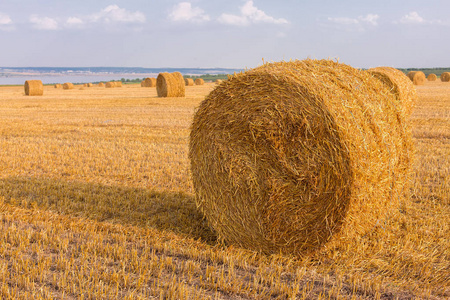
[0, 81, 448, 299]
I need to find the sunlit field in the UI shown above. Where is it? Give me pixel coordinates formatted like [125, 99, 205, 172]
[0, 81, 448, 299]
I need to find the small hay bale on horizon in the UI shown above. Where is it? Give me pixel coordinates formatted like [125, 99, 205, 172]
[142, 77, 157, 87]
[63, 82, 74, 90]
[440, 72, 450, 82]
[87, 83, 93, 87]
[368, 66, 417, 116]
[24, 80, 44, 96]
[185, 78, 194, 86]
[156, 72, 185, 97]
[195, 78, 205, 85]
[215, 79, 223, 84]
[98, 82, 105, 87]
[105, 82, 115, 88]
[427, 74, 437, 81]
[189, 59, 413, 256]
[115, 81, 122, 87]
[407, 71, 426, 85]
[54, 84, 62, 88]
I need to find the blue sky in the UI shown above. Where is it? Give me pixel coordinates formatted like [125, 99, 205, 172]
[0, 0, 448, 68]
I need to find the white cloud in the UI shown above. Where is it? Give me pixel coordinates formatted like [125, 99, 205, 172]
[29, 15, 59, 30]
[327, 13, 379, 31]
[399, 12, 425, 24]
[90, 5, 145, 23]
[0, 12, 14, 31]
[359, 14, 379, 26]
[327, 17, 359, 26]
[219, 1, 288, 26]
[65, 17, 84, 28]
[169, 2, 210, 23]
[0, 12, 12, 25]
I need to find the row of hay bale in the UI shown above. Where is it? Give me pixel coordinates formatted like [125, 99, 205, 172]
[407, 71, 450, 85]
[189, 59, 416, 256]
[141, 77, 205, 88]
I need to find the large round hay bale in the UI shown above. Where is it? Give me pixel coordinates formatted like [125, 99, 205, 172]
[105, 82, 115, 88]
[407, 71, 426, 85]
[195, 78, 205, 85]
[63, 82, 74, 90]
[440, 72, 450, 82]
[185, 78, 194, 86]
[427, 74, 437, 81]
[189, 59, 412, 255]
[54, 84, 62, 88]
[368, 66, 417, 116]
[24, 80, 44, 96]
[156, 72, 185, 97]
[143, 77, 156, 87]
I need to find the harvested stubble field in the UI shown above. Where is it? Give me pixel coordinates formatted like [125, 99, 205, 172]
[0, 80, 448, 299]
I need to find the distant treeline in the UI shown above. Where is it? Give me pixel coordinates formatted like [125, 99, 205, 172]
[96, 74, 231, 85]
[397, 68, 450, 77]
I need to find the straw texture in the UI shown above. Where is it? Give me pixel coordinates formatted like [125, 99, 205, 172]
[189, 59, 413, 255]
[368, 66, 417, 116]
[156, 72, 185, 97]
[24, 80, 44, 96]
[440, 72, 450, 82]
[63, 83, 74, 90]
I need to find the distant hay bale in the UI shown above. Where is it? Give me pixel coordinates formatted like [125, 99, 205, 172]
[189, 59, 413, 256]
[440, 72, 450, 82]
[63, 82, 74, 90]
[407, 71, 426, 85]
[368, 66, 417, 116]
[83, 83, 88, 87]
[195, 78, 205, 85]
[24, 80, 44, 96]
[185, 78, 194, 86]
[427, 74, 437, 81]
[141, 81, 144, 87]
[87, 83, 93, 87]
[98, 82, 105, 87]
[215, 79, 223, 84]
[156, 72, 185, 97]
[105, 82, 115, 88]
[142, 77, 157, 87]
[54, 84, 62, 88]
[115, 81, 122, 87]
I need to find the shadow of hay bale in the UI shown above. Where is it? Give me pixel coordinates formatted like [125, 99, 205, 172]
[0, 177, 217, 243]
